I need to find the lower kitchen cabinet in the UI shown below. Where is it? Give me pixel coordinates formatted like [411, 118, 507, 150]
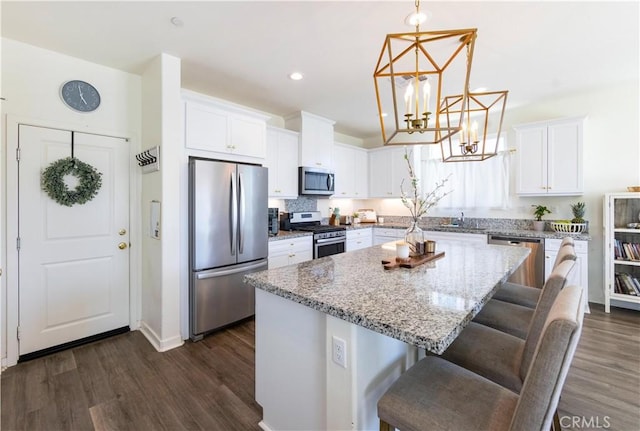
[545, 238, 589, 312]
[346, 228, 373, 252]
[268, 236, 313, 269]
[373, 227, 404, 245]
[424, 230, 488, 245]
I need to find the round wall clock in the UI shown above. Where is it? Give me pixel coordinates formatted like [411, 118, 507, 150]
[60, 80, 101, 112]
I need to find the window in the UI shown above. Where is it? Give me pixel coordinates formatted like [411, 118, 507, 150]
[421, 136, 511, 209]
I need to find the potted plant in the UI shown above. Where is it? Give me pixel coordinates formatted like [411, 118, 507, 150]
[570, 202, 586, 224]
[532, 205, 551, 231]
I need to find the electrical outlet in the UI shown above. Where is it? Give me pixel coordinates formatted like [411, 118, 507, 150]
[332, 336, 347, 368]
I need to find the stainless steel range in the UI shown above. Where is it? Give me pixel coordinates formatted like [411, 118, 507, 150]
[286, 211, 346, 259]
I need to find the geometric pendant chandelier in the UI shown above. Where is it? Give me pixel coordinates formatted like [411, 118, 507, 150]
[439, 90, 509, 162]
[373, 0, 477, 146]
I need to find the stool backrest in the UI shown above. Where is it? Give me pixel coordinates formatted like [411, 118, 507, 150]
[520, 258, 576, 379]
[552, 242, 577, 270]
[510, 285, 584, 431]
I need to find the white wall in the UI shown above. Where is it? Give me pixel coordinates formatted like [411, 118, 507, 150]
[0, 38, 142, 364]
[139, 54, 183, 351]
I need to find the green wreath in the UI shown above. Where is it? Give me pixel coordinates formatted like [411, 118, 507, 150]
[41, 157, 103, 207]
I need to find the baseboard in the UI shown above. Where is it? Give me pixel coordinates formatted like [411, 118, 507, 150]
[258, 420, 273, 431]
[139, 321, 184, 352]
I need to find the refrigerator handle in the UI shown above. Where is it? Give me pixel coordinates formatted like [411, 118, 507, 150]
[230, 171, 237, 256]
[195, 260, 267, 279]
[239, 172, 246, 254]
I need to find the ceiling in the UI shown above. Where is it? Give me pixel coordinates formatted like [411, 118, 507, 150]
[2, 1, 638, 141]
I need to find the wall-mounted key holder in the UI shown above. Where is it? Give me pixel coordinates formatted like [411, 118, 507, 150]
[135, 146, 160, 173]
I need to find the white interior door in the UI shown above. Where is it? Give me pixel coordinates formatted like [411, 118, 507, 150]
[18, 125, 130, 356]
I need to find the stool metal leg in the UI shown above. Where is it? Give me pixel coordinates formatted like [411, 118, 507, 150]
[380, 419, 394, 431]
[552, 409, 562, 431]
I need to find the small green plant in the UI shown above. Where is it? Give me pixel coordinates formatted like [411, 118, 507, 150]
[532, 205, 551, 221]
[571, 202, 586, 223]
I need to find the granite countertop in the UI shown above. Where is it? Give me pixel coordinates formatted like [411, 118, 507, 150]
[245, 241, 530, 354]
[271, 222, 591, 241]
[268, 230, 313, 242]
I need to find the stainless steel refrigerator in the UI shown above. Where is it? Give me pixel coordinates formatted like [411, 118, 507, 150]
[189, 157, 268, 341]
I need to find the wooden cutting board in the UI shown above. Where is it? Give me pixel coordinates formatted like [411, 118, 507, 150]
[381, 251, 445, 270]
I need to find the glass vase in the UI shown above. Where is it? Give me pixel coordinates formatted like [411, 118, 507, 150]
[405, 220, 424, 257]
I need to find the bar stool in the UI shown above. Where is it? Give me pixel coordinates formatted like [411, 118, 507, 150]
[377, 285, 584, 431]
[492, 237, 575, 308]
[438, 259, 576, 394]
[473, 256, 576, 339]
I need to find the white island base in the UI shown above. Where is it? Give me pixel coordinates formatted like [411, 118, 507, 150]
[256, 288, 416, 431]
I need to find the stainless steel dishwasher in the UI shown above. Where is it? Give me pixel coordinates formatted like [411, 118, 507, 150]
[488, 235, 544, 288]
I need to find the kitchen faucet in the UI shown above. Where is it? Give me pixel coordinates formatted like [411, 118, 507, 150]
[460, 212, 464, 227]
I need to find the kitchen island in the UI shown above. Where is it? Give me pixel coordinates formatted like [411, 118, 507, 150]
[245, 240, 529, 431]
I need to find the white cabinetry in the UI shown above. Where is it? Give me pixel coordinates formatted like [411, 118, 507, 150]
[373, 227, 404, 245]
[424, 230, 487, 245]
[346, 228, 373, 252]
[285, 111, 335, 168]
[266, 127, 299, 198]
[515, 117, 584, 196]
[604, 193, 640, 313]
[183, 91, 268, 160]
[268, 236, 313, 269]
[333, 143, 369, 198]
[369, 147, 420, 198]
[545, 238, 589, 312]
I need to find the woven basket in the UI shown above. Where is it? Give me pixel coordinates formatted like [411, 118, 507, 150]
[550, 222, 587, 234]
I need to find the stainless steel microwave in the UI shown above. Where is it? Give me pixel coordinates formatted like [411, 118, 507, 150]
[299, 166, 335, 196]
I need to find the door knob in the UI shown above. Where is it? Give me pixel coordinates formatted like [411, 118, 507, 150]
[118, 242, 128, 250]
[119, 228, 127, 235]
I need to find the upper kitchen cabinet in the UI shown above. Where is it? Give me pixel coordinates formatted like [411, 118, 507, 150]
[515, 116, 585, 196]
[369, 146, 421, 198]
[266, 126, 299, 198]
[183, 90, 269, 160]
[285, 111, 335, 169]
[332, 142, 369, 199]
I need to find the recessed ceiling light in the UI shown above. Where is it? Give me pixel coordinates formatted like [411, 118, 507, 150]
[381, 112, 388, 118]
[170, 16, 184, 27]
[472, 87, 488, 93]
[289, 72, 304, 81]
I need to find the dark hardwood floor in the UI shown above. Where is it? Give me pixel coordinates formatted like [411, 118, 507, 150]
[2, 304, 639, 431]
[1, 320, 262, 431]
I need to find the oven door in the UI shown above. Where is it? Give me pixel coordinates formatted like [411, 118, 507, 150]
[314, 237, 345, 259]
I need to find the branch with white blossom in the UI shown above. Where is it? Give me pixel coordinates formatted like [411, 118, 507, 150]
[400, 149, 452, 219]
